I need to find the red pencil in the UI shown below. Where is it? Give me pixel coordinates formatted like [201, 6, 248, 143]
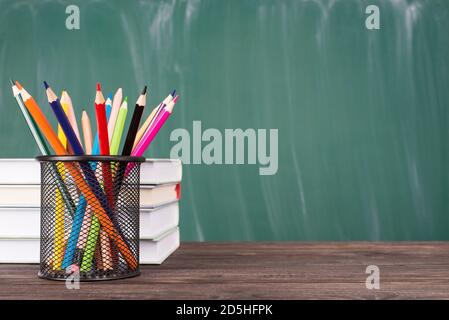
[95, 83, 110, 155]
[94, 83, 114, 207]
[94, 83, 114, 270]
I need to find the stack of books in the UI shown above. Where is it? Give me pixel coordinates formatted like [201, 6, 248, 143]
[0, 158, 181, 264]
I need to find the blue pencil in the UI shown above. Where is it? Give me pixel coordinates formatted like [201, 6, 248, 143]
[61, 196, 86, 269]
[106, 93, 112, 120]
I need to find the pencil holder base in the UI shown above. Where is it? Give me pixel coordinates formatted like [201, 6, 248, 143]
[37, 270, 141, 282]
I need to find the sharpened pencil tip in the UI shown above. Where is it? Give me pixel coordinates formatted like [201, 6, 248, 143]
[173, 95, 179, 103]
[142, 86, 147, 95]
[43, 81, 49, 89]
[15, 81, 23, 90]
[108, 93, 113, 100]
[171, 89, 176, 97]
[96, 83, 101, 91]
[124, 96, 128, 102]
[10, 79, 15, 86]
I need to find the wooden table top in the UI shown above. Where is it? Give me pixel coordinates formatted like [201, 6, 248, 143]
[1, 242, 449, 300]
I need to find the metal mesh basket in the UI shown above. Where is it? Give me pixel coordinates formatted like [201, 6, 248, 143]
[36, 155, 144, 281]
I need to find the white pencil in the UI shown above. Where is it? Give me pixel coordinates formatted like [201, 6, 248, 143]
[107, 88, 123, 143]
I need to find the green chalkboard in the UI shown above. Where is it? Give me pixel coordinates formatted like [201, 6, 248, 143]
[0, 0, 448, 240]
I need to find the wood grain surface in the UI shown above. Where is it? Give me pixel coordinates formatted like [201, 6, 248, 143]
[1, 242, 449, 300]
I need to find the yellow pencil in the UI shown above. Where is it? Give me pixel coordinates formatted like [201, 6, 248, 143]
[61, 91, 82, 144]
[57, 102, 68, 149]
[53, 103, 69, 270]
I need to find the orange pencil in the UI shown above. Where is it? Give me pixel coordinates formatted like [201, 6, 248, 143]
[15, 82, 66, 155]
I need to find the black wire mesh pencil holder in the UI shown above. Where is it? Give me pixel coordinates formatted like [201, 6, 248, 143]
[36, 155, 144, 281]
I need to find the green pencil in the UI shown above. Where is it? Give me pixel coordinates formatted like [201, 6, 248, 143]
[11, 79, 50, 155]
[110, 96, 128, 155]
[11, 79, 76, 215]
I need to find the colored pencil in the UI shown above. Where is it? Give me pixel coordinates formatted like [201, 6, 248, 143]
[57, 102, 68, 149]
[81, 110, 93, 155]
[110, 97, 128, 155]
[84, 87, 114, 270]
[108, 88, 123, 143]
[94, 84, 114, 205]
[92, 132, 100, 155]
[93, 83, 114, 270]
[81, 215, 101, 271]
[94, 242, 104, 270]
[44, 82, 84, 154]
[79, 85, 112, 271]
[75, 203, 92, 250]
[98, 228, 113, 270]
[98, 90, 121, 268]
[54, 189, 65, 269]
[61, 91, 81, 155]
[54, 100, 69, 270]
[71, 110, 93, 255]
[95, 84, 110, 156]
[73, 110, 94, 267]
[105, 99, 117, 270]
[122, 86, 147, 156]
[58, 92, 87, 270]
[82, 122, 109, 272]
[61, 196, 86, 269]
[77, 110, 94, 251]
[105, 93, 112, 120]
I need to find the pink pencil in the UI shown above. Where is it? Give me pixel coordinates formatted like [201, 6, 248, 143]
[132, 96, 179, 157]
[120, 96, 179, 178]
